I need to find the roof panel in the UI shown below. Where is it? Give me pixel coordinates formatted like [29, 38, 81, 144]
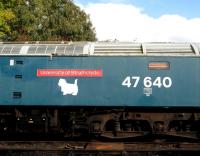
[56, 46, 65, 55]
[2, 46, 12, 54]
[46, 45, 56, 54]
[36, 45, 48, 54]
[0, 42, 199, 56]
[27, 46, 37, 54]
[92, 43, 199, 56]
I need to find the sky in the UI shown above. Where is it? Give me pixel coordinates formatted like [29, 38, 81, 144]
[75, 0, 200, 42]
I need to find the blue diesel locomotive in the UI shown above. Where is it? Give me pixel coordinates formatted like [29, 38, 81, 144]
[0, 42, 199, 140]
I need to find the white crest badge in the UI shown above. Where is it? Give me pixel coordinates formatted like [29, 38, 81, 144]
[58, 79, 78, 96]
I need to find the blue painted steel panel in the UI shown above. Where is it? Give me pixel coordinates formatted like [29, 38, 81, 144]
[0, 56, 199, 107]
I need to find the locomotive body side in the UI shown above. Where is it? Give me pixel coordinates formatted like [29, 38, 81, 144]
[0, 55, 199, 107]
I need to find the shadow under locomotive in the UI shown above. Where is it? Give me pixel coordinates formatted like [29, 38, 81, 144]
[1, 106, 200, 142]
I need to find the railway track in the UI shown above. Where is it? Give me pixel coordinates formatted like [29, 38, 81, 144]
[1, 141, 200, 156]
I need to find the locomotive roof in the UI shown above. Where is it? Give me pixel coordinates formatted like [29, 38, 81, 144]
[0, 42, 199, 56]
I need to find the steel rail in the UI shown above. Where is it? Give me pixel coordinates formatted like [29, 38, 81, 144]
[0, 141, 200, 152]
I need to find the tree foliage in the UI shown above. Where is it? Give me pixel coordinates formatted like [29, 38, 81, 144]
[0, 0, 96, 41]
[0, 1, 15, 39]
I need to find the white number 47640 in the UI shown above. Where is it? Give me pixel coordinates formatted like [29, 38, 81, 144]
[122, 76, 172, 88]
